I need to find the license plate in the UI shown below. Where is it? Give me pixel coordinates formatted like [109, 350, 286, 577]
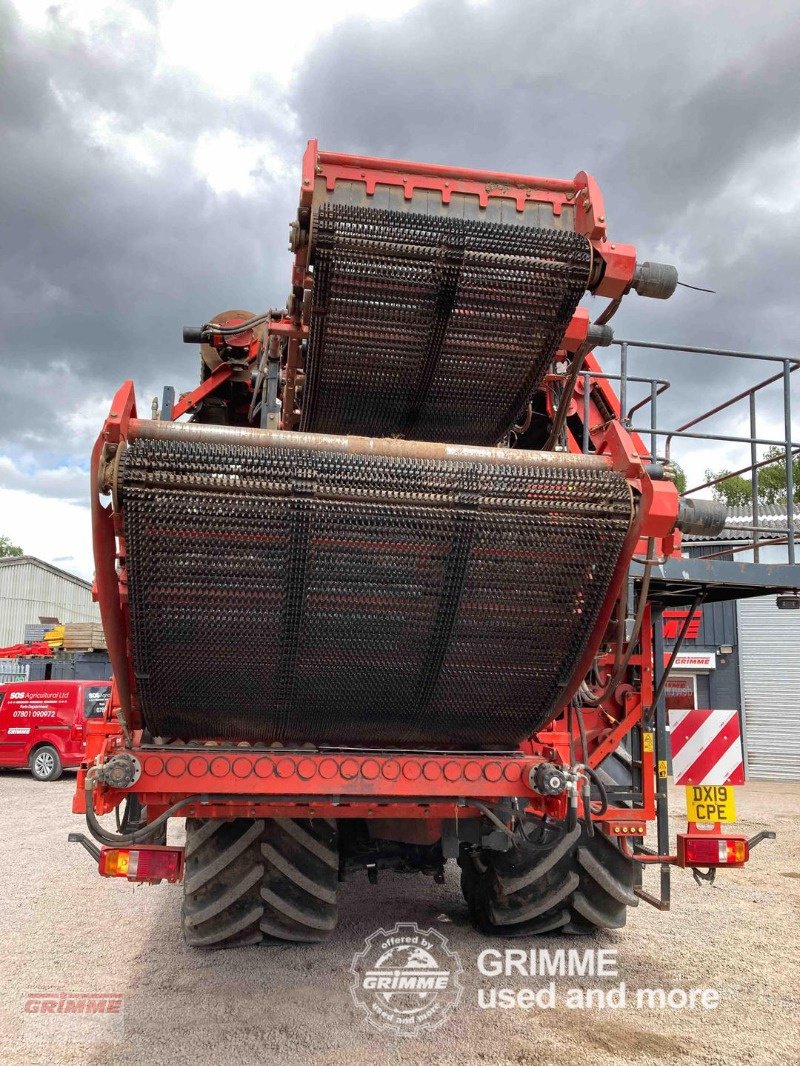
[685, 785, 737, 824]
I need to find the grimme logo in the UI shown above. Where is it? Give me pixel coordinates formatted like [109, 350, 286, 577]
[24, 992, 123, 1015]
[22, 992, 125, 1045]
[350, 923, 463, 1035]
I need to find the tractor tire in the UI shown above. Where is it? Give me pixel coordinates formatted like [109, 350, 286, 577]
[260, 818, 339, 943]
[459, 822, 640, 936]
[182, 818, 267, 948]
[181, 817, 339, 949]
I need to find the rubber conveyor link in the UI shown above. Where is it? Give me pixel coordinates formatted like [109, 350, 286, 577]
[120, 429, 633, 748]
[302, 204, 592, 445]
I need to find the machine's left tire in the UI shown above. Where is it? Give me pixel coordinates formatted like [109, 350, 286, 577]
[181, 817, 340, 949]
[182, 818, 267, 949]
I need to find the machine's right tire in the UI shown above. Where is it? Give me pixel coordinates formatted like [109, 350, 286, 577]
[181, 817, 339, 949]
[459, 821, 640, 936]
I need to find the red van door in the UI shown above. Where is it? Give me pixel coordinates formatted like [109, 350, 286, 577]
[0, 685, 37, 765]
[67, 683, 112, 759]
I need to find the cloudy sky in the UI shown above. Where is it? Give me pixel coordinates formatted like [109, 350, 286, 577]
[1, 0, 798, 577]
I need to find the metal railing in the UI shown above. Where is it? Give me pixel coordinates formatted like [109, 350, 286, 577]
[579, 339, 800, 564]
[0, 659, 30, 684]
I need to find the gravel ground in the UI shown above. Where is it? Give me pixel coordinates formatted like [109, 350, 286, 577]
[0, 772, 797, 1066]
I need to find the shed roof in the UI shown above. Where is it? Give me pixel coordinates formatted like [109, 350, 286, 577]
[0, 555, 93, 591]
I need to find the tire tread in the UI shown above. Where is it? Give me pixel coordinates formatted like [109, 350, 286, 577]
[460, 821, 640, 936]
[181, 817, 339, 949]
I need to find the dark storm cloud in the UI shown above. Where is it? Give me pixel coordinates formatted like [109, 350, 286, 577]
[0, 0, 300, 457]
[292, 0, 800, 230]
[290, 0, 800, 449]
[1, 0, 798, 496]
[629, 27, 800, 217]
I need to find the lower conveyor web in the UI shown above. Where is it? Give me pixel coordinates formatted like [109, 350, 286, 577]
[120, 432, 633, 748]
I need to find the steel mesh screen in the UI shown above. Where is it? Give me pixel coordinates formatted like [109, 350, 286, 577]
[121, 437, 631, 748]
[302, 205, 592, 444]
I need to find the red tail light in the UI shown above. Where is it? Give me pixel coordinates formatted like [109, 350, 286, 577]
[677, 834, 748, 868]
[99, 846, 184, 883]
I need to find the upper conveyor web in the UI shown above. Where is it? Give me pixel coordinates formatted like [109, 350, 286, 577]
[301, 205, 592, 444]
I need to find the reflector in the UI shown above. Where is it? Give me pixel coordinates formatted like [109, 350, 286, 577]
[98, 849, 130, 877]
[725, 839, 747, 863]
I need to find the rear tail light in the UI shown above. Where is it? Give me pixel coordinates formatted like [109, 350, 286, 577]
[678, 834, 748, 867]
[99, 846, 184, 883]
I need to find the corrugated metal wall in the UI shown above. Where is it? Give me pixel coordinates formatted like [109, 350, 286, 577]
[0, 560, 100, 646]
[737, 596, 800, 781]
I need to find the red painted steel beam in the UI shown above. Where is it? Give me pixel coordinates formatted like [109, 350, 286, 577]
[112, 749, 542, 800]
[93, 382, 138, 724]
[301, 140, 611, 239]
[316, 149, 579, 192]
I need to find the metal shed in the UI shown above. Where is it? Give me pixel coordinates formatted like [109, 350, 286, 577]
[737, 595, 800, 780]
[682, 505, 800, 781]
[0, 556, 99, 647]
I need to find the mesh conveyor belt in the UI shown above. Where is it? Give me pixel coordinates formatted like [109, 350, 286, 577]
[121, 436, 632, 747]
[302, 205, 592, 444]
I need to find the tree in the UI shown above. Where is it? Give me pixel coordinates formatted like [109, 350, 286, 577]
[0, 534, 23, 558]
[707, 446, 800, 508]
[670, 461, 687, 496]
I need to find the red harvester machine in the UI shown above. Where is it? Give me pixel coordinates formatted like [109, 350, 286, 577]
[70, 142, 784, 947]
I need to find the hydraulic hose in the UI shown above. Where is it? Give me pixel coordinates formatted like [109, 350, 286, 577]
[86, 796, 186, 847]
[569, 762, 609, 839]
[581, 764, 609, 817]
[84, 771, 197, 846]
[206, 312, 271, 334]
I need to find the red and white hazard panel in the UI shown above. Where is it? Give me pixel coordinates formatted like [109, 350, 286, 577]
[668, 709, 745, 786]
